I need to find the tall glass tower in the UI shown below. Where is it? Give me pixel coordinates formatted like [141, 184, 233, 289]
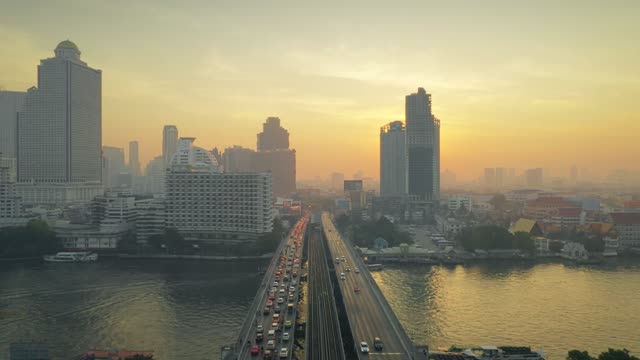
[405, 88, 440, 201]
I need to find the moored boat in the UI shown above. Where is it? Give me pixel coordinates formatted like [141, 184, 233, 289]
[43, 252, 98, 263]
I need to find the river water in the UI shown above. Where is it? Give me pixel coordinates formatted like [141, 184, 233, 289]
[0, 259, 264, 359]
[2, 259, 639, 359]
[372, 259, 640, 360]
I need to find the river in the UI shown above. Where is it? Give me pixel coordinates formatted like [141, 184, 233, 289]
[0, 259, 265, 359]
[372, 259, 640, 360]
[2, 258, 639, 360]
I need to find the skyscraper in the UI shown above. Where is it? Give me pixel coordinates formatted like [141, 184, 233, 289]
[102, 146, 126, 189]
[128, 141, 140, 176]
[162, 125, 178, 168]
[526, 168, 544, 188]
[0, 91, 26, 159]
[254, 117, 296, 196]
[257, 117, 289, 151]
[16, 40, 103, 205]
[405, 88, 440, 201]
[380, 121, 406, 197]
[18, 40, 102, 183]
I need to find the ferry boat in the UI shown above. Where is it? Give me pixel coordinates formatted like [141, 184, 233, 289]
[43, 252, 98, 263]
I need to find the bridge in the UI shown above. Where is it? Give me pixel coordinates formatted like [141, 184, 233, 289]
[223, 212, 418, 360]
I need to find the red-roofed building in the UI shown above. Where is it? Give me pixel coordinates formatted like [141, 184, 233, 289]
[550, 207, 584, 230]
[623, 200, 640, 212]
[523, 196, 574, 221]
[610, 212, 640, 248]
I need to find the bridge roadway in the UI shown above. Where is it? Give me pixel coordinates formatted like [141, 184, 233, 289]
[235, 215, 309, 360]
[322, 212, 415, 360]
[306, 223, 345, 360]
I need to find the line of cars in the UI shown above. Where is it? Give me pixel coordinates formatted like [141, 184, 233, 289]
[335, 254, 384, 355]
[252, 216, 307, 359]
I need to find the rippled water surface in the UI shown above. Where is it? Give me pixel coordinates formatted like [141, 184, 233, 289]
[0, 259, 264, 359]
[373, 260, 640, 360]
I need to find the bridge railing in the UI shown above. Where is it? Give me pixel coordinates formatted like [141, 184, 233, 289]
[323, 213, 416, 359]
[234, 219, 304, 358]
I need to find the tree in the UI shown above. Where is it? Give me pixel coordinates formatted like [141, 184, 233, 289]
[255, 218, 285, 254]
[118, 230, 138, 252]
[568, 350, 595, 360]
[513, 231, 536, 254]
[549, 240, 564, 253]
[164, 228, 184, 253]
[598, 349, 639, 360]
[489, 193, 508, 212]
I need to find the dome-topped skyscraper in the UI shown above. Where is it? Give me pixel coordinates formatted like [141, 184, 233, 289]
[54, 39, 81, 60]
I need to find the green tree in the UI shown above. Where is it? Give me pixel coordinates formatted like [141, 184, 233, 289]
[549, 240, 564, 253]
[598, 349, 639, 360]
[489, 193, 508, 212]
[164, 228, 184, 253]
[255, 218, 285, 254]
[118, 230, 138, 252]
[568, 350, 595, 360]
[513, 231, 536, 254]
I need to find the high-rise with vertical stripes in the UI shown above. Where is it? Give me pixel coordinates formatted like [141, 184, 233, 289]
[405, 88, 440, 201]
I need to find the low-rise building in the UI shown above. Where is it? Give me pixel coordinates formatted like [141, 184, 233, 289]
[610, 212, 640, 249]
[448, 194, 471, 211]
[550, 207, 584, 230]
[54, 221, 127, 250]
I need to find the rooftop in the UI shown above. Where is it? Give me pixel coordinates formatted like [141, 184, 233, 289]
[611, 212, 640, 224]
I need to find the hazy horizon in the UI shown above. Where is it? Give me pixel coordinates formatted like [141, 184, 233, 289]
[1, 1, 639, 181]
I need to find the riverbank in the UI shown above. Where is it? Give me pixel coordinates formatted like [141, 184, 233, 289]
[117, 253, 274, 261]
[0, 252, 276, 263]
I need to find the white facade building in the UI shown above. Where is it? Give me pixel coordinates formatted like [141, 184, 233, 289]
[135, 197, 166, 243]
[16, 181, 103, 207]
[16, 40, 102, 205]
[380, 121, 406, 197]
[448, 194, 472, 211]
[0, 91, 26, 159]
[165, 138, 273, 242]
[144, 156, 165, 195]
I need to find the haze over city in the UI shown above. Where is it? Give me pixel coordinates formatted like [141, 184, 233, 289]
[2, 1, 639, 180]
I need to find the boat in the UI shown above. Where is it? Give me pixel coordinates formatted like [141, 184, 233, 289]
[43, 252, 98, 263]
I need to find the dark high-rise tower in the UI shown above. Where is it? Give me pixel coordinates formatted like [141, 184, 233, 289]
[405, 88, 440, 201]
[257, 117, 289, 151]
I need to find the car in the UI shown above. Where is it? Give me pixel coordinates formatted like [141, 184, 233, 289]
[284, 320, 292, 328]
[355, 268, 360, 273]
[288, 294, 295, 301]
[274, 305, 281, 313]
[273, 281, 279, 287]
[256, 325, 264, 333]
[374, 337, 383, 351]
[263, 307, 271, 315]
[279, 347, 288, 358]
[266, 300, 273, 308]
[271, 322, 279, 329]
[340, 275, 346, 280]
[277, 297, 285, 304]
[272, 313, 280, 322]
[256, 332, 264, 343]
[268, 294, 275, 300]
[267, 329, 276, 339]
[345, 267, 351, 272]
[291, 280, 297, 286]
[263, 349, 273, 360]
[354, 287, 361, 293]
[250, 345, 260, 356]
[360, 341, 369, 353]
[289, 286, 295, 292]
[266, 339, 276, 350]
[282, 332, 290, 341]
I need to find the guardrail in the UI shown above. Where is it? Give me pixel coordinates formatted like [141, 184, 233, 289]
[323, 213, 416, 360]
[235, 219, 305, 358]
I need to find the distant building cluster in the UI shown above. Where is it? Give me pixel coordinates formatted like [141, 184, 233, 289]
[0, 40, 301, 250]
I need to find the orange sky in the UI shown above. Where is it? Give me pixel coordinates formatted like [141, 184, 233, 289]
[1, 1, 639, 181]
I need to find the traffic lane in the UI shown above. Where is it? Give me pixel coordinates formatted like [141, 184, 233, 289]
[326, 226, 408, 360]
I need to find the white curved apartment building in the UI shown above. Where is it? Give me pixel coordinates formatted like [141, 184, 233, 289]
[165, 138, 273, 243]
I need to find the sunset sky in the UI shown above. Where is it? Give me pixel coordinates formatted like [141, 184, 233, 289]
[1, 1, 639, 181]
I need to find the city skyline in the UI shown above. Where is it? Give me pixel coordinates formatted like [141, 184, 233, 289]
[1, 1, 639, 180]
